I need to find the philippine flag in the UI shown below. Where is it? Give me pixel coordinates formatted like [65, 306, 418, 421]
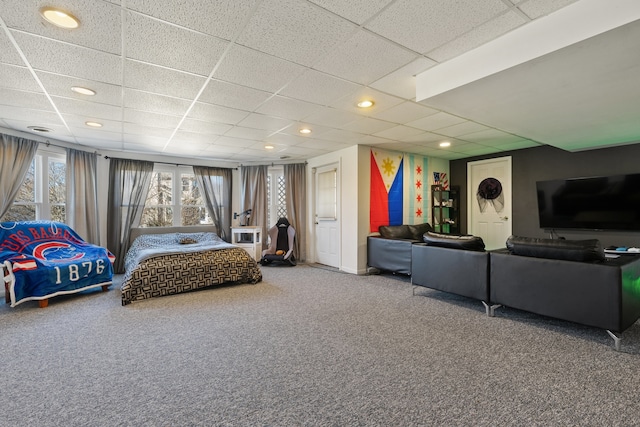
[370, 149, 403, 232]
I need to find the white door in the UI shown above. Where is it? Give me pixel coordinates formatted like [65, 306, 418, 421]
[314, 164, 340, 268]
[468, 156, 512, 250]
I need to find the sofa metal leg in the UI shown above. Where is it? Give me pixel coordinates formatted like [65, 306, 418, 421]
[482, 301, 501, 317]
[606, 330, 621, 351]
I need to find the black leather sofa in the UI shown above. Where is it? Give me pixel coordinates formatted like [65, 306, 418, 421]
[411, 232, 493, 312]
[367, 223, 432, 275]
[490, 236, 640, 349]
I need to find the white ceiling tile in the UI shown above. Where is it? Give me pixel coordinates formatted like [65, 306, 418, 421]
[224, 126, 272, 140]
[329, 87, 404, 116]
[356, 134, 394, 145]
[70, 127, 123, 142]
[0, 0, 122, 54]
[365, 0, 509, 54]
[124, 134, 168, 147]
[123, 123, 174, 138]
[428, 11, 526, 62]
[342, 117, 396, 134]
[370, 101, 439, 124]
[123, 89, 191, 116]
[2, 117, 69, 136]
[400, 131, 448, 143]
[315, 29, 417, 85]
[296, 138, 352, 151]
[79, 138, 123, 150]
[518, 0, 580, 20]
[255, 95, 323, 121]
[436, 121, 491, 137]
[304, 107, 362, 128]
[460, 128, 525, 145]
[214, 45, 305, 92]
[406, 112, 467, 131]
[314, 128, 364, 143]
[236, 0, 356, 67]
[188, 102, 250, 125]
[124, 142, 167, 153]
[0, 29, 24, 66]
[369, 57, 437, 100]
[0, 106, 60, 124]
[308, 0, 394, 25]
[264, 133, 311, 146]
[237, 113, 293, 132]
[373, 124, 425, 140]
[279, 69, 360, 105]
[171, 131, 219, 146]
[198, 80, 272, 111]
[0, 88, 52, 111]
[125, 12, 229, 76]
[124, 109, 182, 129]
[36, 71, 123, 107]
[0, 64, 40, 92]
[179, 118, 232, 136]
[11, 32, 122, 85]
[63, 114, 122, 133]
[124, 60, 207, 100]
[52, 96, 122, 121]
[126, 0, 259, 40]
[214, 136, 256, 148]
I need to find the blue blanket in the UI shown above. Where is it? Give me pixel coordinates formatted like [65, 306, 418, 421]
[0, 221, 114, 307]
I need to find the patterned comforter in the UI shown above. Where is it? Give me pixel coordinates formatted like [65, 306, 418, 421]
[121, 232, 262, 305]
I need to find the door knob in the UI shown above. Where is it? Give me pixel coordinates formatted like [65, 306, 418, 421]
[501, 216, 509, 221]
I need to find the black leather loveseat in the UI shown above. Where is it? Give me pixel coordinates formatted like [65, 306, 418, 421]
[490, 236, 640, 349]
[367, 223, 432, 275]
[411, 232, 493, 312]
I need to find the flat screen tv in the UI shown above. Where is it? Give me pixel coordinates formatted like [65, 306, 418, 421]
[536, 173, 640, 231]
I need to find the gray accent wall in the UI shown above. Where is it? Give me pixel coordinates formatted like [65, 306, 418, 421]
[450, 143, 640, 248]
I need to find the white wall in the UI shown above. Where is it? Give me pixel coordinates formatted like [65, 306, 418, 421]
[306, 145, 450, 275]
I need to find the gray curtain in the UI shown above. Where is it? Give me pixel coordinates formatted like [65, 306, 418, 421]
[240, 165, 268, 250]
[0, 134, 38, 218]
[284, 163, 307, 262]
[66, 148, 99, 244]
[107, 158, 153, 273]
[193, 166, 233, 242]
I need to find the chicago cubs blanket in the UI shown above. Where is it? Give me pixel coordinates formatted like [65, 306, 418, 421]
[0, 221, 114, 307]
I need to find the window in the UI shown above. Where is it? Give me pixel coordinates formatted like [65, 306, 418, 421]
[1, 151, 66, 223]
[141, 165, 211, 227]
[267, 167, 287, 226]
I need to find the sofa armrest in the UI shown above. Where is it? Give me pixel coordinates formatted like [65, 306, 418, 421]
[367, 236, 418, 275]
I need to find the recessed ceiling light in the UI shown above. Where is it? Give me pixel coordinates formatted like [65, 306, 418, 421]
[40, 7, 80, 29]
[85, 121, 103, 128]
[357, 100, 374, 108]
[439, 141, 451, 147]
[71, 86, 96, 96]
[264, 144, 275, 150]
[299, 128, 311, 134]
[27, 126, 52, 133]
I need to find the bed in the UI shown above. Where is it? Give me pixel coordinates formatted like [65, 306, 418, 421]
[1, 221, 115, 308]
[121, 226, 262, 305]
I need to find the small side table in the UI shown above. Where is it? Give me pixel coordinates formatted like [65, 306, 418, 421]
[231, 226, 262, 261]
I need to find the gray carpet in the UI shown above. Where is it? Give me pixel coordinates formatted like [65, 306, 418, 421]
[2, 264, 640, 427]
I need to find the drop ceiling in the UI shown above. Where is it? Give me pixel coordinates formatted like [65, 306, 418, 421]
[0, 0, 638, 165]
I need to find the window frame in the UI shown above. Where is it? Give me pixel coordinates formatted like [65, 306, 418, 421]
[141, 164, 211, 227]
[1, 148, 66, 223]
